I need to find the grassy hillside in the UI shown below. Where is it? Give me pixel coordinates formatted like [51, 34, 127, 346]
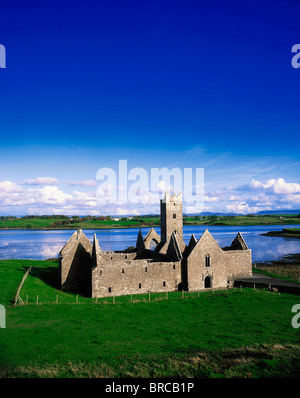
[0, 217, 160, 230]
[0, 214, 300, 230]
[0, 260, 300, 378]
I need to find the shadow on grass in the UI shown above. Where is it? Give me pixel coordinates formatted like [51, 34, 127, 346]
[23, 264, 60, 290]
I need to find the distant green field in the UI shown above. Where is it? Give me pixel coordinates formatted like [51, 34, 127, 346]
[0, 259, 300, 378]
[0, 214, 299, 230]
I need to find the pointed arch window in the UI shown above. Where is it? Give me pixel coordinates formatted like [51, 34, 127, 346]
[205, 254, 210, 268]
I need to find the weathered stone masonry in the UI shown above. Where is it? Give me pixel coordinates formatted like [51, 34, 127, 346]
[59, 193, 252, 297]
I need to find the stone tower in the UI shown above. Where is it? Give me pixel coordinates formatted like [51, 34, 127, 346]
[160, 192, 183, 243]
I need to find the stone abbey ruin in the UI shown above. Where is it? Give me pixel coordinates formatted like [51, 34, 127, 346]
[59, 193, 252, 297]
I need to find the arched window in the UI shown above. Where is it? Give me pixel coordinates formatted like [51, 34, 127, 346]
[149, 239, 157, 251]
[205, 254, 210, 268]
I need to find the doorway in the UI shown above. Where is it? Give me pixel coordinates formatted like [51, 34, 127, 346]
[204, 275, 211, 288]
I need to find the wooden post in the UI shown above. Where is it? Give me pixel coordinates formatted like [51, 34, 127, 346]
[36, 295, 39, 304]
[182, 290, 184, 298]
[76, 294, 78, 304]
[166, 291, 168, 300]
[26, 294, 28, 304]
[149, 291, 151, 302]
[131, 295, 132, 302]
[240, 285, 242, 292]
[253, 283, 255, 290]
[113, 296, 115, 304]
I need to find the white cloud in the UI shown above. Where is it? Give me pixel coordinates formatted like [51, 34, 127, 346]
[247, 178, 300, 195]
[226, 202, 255, 214]
[22, 177, 58, 186]
[0, 181, 23, 193]
[1, 175, 300, 216]
[37, 186, 73, 205]
[204, 195, 220, 202]
[228, 195, 243, 201]
[272, 178, 300, 194]
[64, 179, 98, 187]
[223, 177, 300, 214]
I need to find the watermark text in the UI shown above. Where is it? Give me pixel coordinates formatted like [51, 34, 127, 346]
[0, 305, 6, 328]
[291, 44, 300, 69]
[291, 304, 300, 329]
[0, 44, 6, 68]
[96, 160, 204, 210]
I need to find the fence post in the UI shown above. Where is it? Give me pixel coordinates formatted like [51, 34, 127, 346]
[182, 290, 184, 298]
[113, 296, 115, 304]
[149, 291, 151, 302]
[166, 291, 168, 300]
[76, 294, 78, 304]
[36, 295, 39, 304]
[13, 266, 32, 306]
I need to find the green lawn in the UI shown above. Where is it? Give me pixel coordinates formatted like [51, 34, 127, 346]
[0, 260, 300, 378]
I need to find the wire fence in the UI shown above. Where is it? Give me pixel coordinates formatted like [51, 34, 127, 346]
[13, 285, 270, 307]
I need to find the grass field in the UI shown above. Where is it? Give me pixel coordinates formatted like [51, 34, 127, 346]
[0, 260, 300, 378]
[0, 214, 300, 230]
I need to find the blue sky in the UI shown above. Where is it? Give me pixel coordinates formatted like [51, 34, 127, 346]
[0, 0, 300, 215]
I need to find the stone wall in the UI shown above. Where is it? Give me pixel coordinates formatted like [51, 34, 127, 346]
[59, 230, 93, 295]
[186, 229, 252, 291]
[92, 258, 182, 297]
[224, 249, 252, 279]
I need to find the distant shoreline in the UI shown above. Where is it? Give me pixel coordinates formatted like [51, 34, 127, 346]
[261, 228, 300, 239]
[1, 223, 300, 231]
[0, 214, 300, 230]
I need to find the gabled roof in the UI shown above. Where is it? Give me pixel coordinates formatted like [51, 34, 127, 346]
[60, 229, 90, 257]
[143, 227, 160, 242]
[184, 234, 197, 257]
[143, 227, 161, 250]
[173, 230, 186, 253]
[230, 232, 248, 250]
[166, 231, 183, 261]
[154, 240, 168, 255]
[59, 230, 78, 256]
[91, 233, 102, 270]
[136, 229, 146, 251]
[186, 229, 222, 258]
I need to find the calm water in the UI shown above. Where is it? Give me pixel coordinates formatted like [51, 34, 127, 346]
[0, 225, 300, 263]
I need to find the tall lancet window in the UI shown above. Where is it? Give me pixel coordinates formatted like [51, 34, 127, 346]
[205, 254, 210, 268]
